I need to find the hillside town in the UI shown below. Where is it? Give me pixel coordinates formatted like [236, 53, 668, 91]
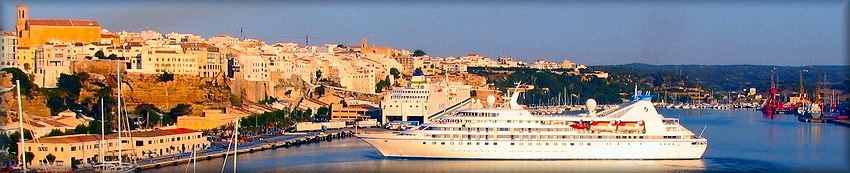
[0, 4, 616, 171]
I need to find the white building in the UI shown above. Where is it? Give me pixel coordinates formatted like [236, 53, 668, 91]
[34, 44, 74, 88]
[239, 55, 269, 82]
[208, 34, 240, 47]
[1, 31, 18, 69]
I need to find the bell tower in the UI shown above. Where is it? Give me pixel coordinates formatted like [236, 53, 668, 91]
[360, 38, 368, 48]
[16, 4, 28, 36]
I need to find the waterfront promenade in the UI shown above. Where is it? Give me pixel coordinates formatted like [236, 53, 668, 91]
[137, 129, 356, 170]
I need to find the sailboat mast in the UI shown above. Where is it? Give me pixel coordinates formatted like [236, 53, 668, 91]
[117, 63, 123, 163]
[16, 80, 25, 171]
[100, 98, 104, 163]
[234, 116, 239, 173]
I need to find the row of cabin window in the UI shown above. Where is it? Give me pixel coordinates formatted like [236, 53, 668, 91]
[428, 127, 643, 133]
[428, 134, 688, 140]
[425, 141, 699, 146]
[449, 120, 643, 124]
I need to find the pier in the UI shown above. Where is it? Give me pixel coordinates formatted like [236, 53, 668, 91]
[831, 119, 850, 127]
[137, 130, 355, 170]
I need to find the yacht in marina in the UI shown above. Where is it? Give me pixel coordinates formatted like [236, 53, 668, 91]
[358, 84, 708, 160]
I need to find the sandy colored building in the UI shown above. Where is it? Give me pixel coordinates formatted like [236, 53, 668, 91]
[358, 38, 400, 57]
[140, 46, 198, 75]
[15, 46, 35, 73]
[18, 128, 208, 169]
[180, 43, 226, 78]
[176, 108, 248, 131]
[15, 4, 102, 48]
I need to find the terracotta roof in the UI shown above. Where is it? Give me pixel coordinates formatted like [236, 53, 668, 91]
[25, 120, 45, 127]
[40, 119, 71, 127]
[100, 33, 119, 38]
[34, 134, 105, 144]
[180, 42, 214, 48]
[27, 19, 100, 27]
[164, 128, 200, 135]
[56, 116, 77, 122]
[154, 50, 177, 54]
[0, 31, 14, 36]
[18, 47, 30, 50]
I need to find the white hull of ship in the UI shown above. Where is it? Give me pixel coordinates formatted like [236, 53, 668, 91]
[359, 136, 706, 160]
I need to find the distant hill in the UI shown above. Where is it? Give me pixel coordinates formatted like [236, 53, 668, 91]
[591, 63, 849, 94]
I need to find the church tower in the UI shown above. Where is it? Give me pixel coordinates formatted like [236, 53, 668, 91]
[360, 38, 368, 48]
[16, 4, 28, 37]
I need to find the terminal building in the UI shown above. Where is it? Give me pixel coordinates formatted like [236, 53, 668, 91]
[380, 70, 473, 125]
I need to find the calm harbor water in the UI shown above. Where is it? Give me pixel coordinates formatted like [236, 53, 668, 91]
[144, 109, 849, 173]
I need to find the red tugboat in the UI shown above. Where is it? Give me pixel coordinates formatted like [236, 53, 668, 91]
[761, 69, 785, 116]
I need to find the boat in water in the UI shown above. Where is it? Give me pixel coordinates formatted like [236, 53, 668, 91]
[357, 84, 708, 160]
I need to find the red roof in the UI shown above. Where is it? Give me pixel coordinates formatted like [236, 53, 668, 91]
[101, 33, 119, 38]
[154, 50, 177, 54]
[27, 19, 100, 27]
[179, 42, 214, 48]
[164, 128, 200, 135]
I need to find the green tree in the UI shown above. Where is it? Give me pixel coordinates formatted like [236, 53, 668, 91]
[135, 103, 162, 128]
[230, 94, 243, 106]
[305, 108, 314, 120]
[315, 85, 325, 98]
[7, 130, 33, 156]
[315, 70, 323, 82]
[86, 120, 102, 135]
[316, 106, 330, 122]
[25, 152, 34, 165]
[45, 153, 56, 164]
[390, 68, 400, 79]
[167, 103, 192, 124]
[46, 129, 64, 137]
[1, 67, 35, 98]
[158, 72, 175, 82]
[107, 54, 118, 60]
[44, 89, 67, 116]
[73, 124, 88, 134]
[94, 50, 106, 59]
[57, 73, 83, 101]
[412, 49, 427, 57]
[0, 134, 10, 152]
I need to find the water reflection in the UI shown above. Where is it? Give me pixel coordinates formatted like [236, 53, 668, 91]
[143, 110, 848, 173]
[262, 159, 706, 173]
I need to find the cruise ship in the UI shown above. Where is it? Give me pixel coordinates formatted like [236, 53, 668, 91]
[358, 85, 708, 160]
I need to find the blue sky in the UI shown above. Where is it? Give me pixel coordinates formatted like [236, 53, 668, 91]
[1, 0, 846, 66]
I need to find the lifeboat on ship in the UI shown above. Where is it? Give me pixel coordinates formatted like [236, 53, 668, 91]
[617, 121, 645, 132]
[590, 121, 617, 131]
[569, 121, 589, 129]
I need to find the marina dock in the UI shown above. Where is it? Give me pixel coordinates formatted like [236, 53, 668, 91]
[831, 119, 850, 127]
[138, 130, 355, 170]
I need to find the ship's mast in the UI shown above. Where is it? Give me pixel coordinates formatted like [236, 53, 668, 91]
[814, 72, 823, 104]
[799, 70, 806, 103]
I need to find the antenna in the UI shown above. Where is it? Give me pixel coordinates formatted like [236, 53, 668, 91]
[282, 35, 318, 46]
[238, 28, 247, 40]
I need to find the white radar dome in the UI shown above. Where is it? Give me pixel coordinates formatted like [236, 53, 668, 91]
[486, 95, 497, 106]
[585, 99, 597, 112]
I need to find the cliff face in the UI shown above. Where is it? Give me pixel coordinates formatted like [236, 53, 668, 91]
[0, 60, 232, 123]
